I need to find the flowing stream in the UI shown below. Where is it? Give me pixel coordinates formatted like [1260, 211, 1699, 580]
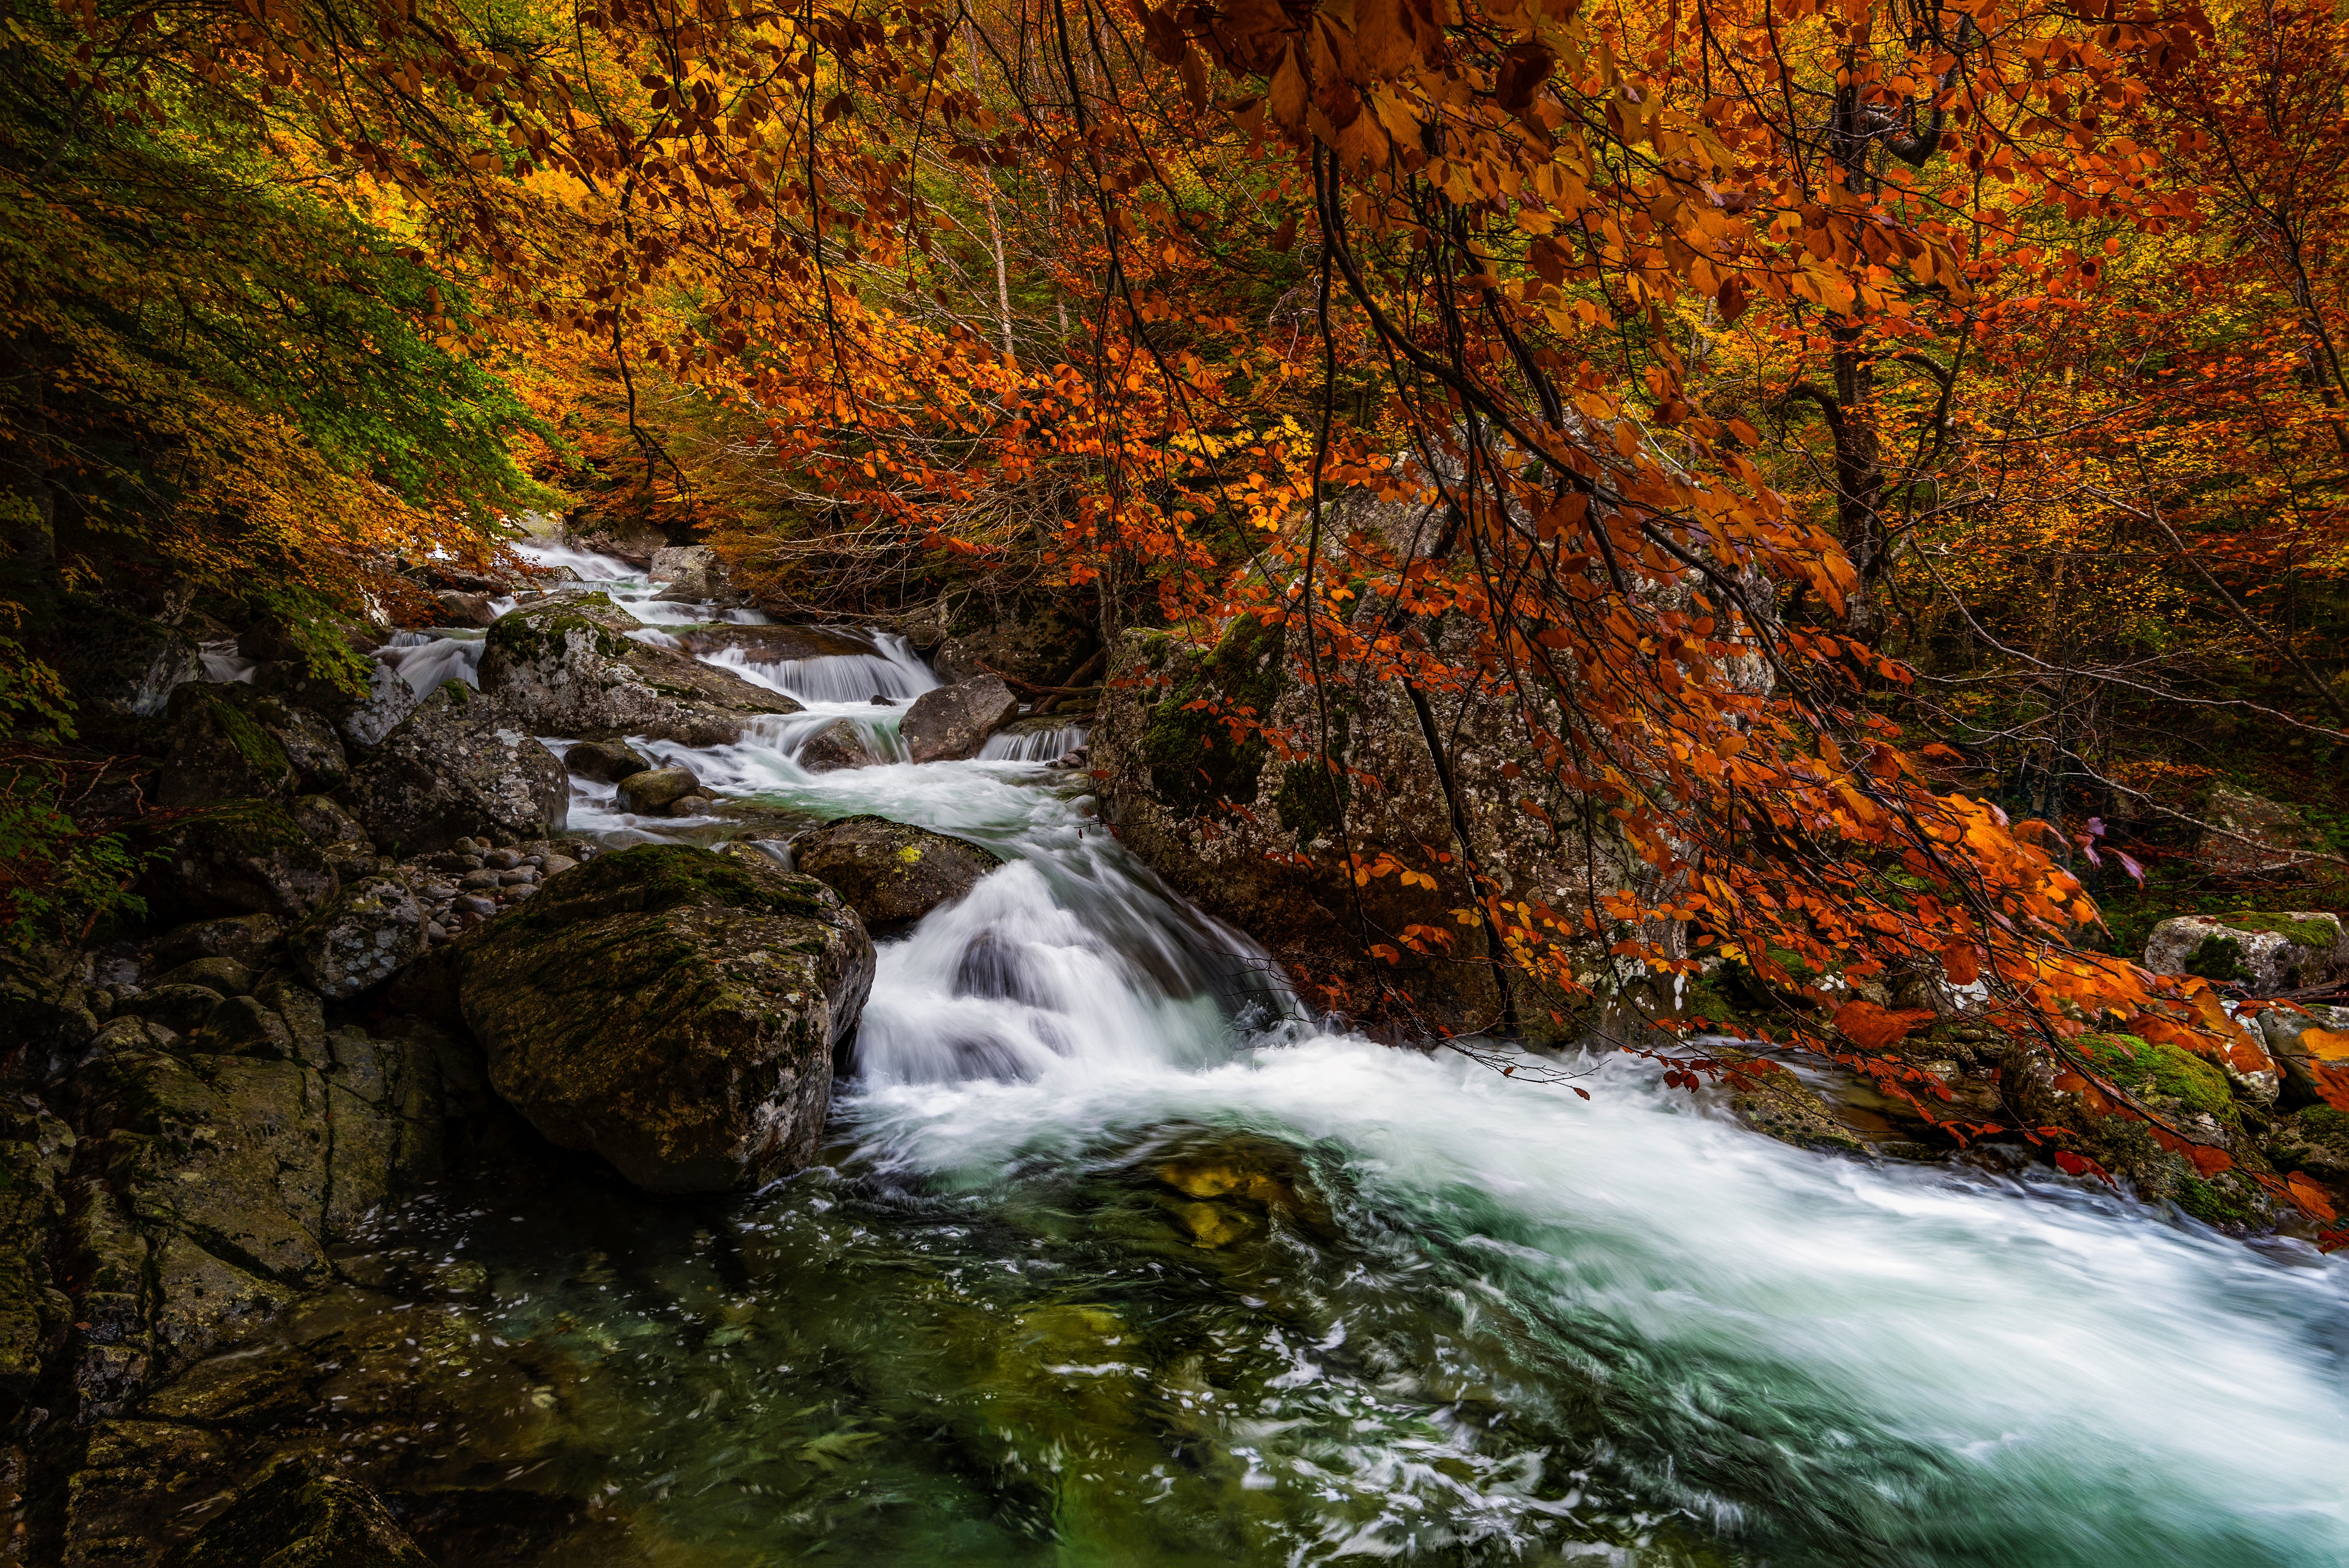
[352, 550, 2349, 1567]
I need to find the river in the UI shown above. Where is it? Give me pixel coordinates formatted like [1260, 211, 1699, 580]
[342, 549, 2349, 1567]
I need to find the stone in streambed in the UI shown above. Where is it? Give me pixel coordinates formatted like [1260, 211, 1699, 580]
[900, 674, 1019, 764]
[454, 844, 874, 1193]
[793, 814, 1002, 931]
[477, 594, 799, 745]
[796, 717, 875, 773]
[617, 764, 701, 815]
[667, 795, 716, 817]
[148, 914, 284, 973]
[566, 737, 651, 783]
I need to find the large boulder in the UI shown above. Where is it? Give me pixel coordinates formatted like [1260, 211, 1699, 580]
[901, 674, 1019, 764]
[794, 815, 1004, 931]
[453, 844, 874, 1193]
[563, 738, 650, 783]
[2196, 783, 2326, 879]
[2144, 912, 2349, 995]
[156, 685, 349, 808]
[138, 802, 340, 923]
[292, 874, 429, 1000]
[615, 764, 701, 815]
[335, 662, 424, 750]
[340, 684, 568, 856]
[649, 543, 730, 600]
[476, 594, 800, 745]
[673, 624, 874, 663]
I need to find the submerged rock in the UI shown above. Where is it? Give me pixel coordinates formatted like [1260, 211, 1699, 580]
[455, 844, 874, 1193]
[2144, 911, 2348, 995]
[138, 801, 340, 923]
[901, 674, 1019, 764]
[341, 684, 568, 856]
[793, 815, 1003, 931]
[477, 594, 799, 745]
[158, 1460, 431, 1568]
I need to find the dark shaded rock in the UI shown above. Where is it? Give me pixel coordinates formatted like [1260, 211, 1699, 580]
[149, 956, 253, 996]
[901, 674, 1019, 764]
[0, 1102, 76, 1406]
[290, 793, 373, 852]
[563, 738, 650, 783]
[139, 801, 340, 923]
[156, 684, 297, 806]
[797, 717, 875, 773]
[453, 843, 873, 1193]
[794, 815, 1003, 931]
[51, 596, 203, 721]
[615, 765, 700, 815]
[127, 984, 225, 1036]
[150, 914, 284, 972]
[293, 875, 428, 1000]
[477, 595, 799, 745]
[158, 1460, 432, 1568]
[341, 685, 568, 856]
[931, 595, 1096, 688]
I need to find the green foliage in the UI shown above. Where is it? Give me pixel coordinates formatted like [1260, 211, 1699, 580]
[0, 766, 146, 949]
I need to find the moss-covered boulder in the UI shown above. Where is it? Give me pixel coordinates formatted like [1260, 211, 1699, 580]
[292, 874, 428, 1000]
[900, 673, 1019, 763]
[476, 595, 800, 745]
[138, 801, 340, 922]
[2144, 911, 2348, 996]
[453, 844, 874, 1193]
[793, 815, 1004, 931]
[158, 1460, 431, 1568]
[340, 684, 568, 856]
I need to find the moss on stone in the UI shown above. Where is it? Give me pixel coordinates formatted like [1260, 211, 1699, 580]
[499, 843, 828, 935]
[2177, 1171, 2264, 1228]
[1141, 615, 1286, 815]
[2183, 933, 2251, 983]
[2225, 912, 2341, 950]
[2078, 1033, 2235, 1121]
[207, 697, 294, 779]
[1273, 704, 1353, 845]
[485, 594, 630, 664]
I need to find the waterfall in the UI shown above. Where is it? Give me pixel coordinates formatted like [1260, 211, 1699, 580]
[702, 632, 939, 704]
[378, 628, 485, 693]
[977, 719, 1090, 761]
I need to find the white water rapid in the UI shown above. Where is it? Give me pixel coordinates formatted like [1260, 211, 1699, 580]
[375, 545, 2349, 1567]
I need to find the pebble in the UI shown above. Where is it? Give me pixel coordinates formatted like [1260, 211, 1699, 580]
[500, 868, 537, 886]
[455, 895, 498, 917]
[427, 923, 448, 942]
[540, 855, 579, 877]
[484, 848, 525, 870]
[462, 869, 503, 890]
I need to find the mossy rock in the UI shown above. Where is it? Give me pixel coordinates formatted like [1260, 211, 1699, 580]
[2076, 1034, 2238, 1126]
[1141, 614, 1286, 815]
[453, 844, 875, 1193]
[1728, 1066, 1866, 1155]
[137, 801, 339, 922]
[792, 815, 1004, 932]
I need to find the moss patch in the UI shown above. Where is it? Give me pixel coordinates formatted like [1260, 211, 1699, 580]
[1142, 615, 1286, 815]
[2226, 912, 2341, 950]
[501, 843, 828, 934]
[2078, 1033, 2236, 1121]
[2183, 934, 2249, 984]
[2177, 1172, 2264, 1228]
[1273, 703, 1353, 844]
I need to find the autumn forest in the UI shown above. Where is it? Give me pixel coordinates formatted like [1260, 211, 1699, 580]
[4, 0, 2349, 1556]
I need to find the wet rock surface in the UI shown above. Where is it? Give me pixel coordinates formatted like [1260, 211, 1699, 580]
[793, 815, 1003, 932]
[900, 674, 1018, 764]
[477, 595, 799, 745]
[446, 844, 874, 1193]
[794, 717, 876, 773]
[137, 802, 341, 923]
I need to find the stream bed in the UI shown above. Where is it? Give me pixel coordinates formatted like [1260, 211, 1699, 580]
[288, 553, 2349, 1567]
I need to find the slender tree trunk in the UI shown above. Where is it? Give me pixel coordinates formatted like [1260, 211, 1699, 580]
[965, 20, 1018, 367]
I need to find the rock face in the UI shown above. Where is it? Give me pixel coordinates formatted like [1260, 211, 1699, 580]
[292, 874, 429, 999]
[673, 624, 874, 663]
[476, 594, 800, 745]
[341, 684, 568, 855]
[794, 815, 1004, 930]
[796, 717, 876, 773]
[159, 1461, 432, 1568]
[1093, 609, 1630, 1040]
[930, 594, 1097, 688]
[649, 543, 730, 600]
[901, 674, 1019, 764]
[139, 801, 340, 922]
[336, 662, 425, 750]
[454, 844, 874, 1193]
[156, 684, 300, 807]
[2144, 912, 2348, 995]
